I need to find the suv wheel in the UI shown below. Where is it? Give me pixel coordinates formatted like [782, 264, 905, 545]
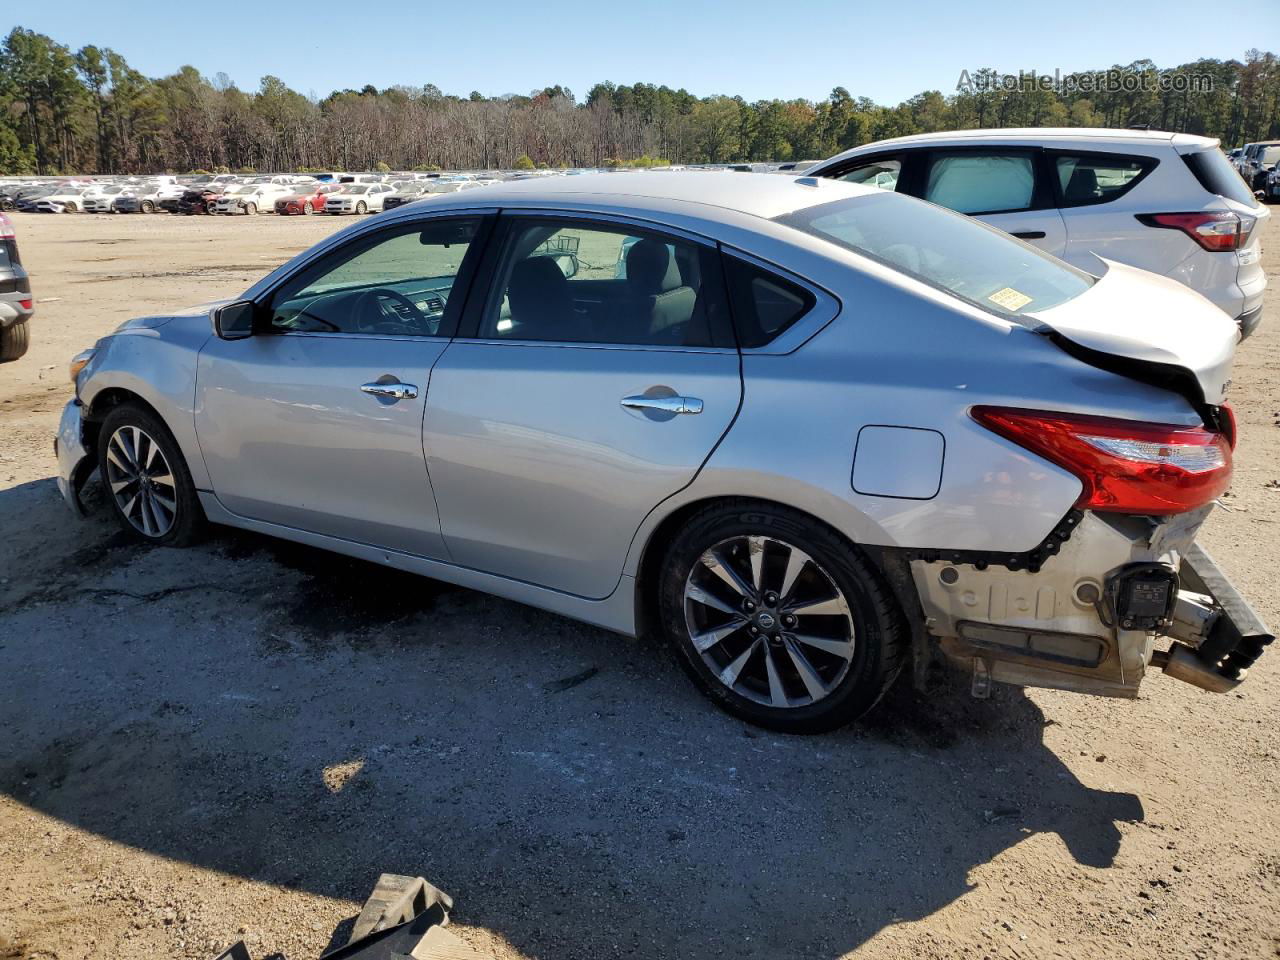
[97, 404, 205, 546]
[0, 321, 29, 362]
[659, 501, 906, 733]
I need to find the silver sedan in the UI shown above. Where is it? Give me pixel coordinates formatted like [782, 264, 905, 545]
[56, 172, 1270, 731]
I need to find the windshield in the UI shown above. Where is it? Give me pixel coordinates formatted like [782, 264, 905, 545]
[1261, 146, 1280, 166]
[346, 185, 370, 194]
[777, 193, 1094, 316]
[234, 185, 259, 195]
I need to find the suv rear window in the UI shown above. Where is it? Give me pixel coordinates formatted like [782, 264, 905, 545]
[1183, 149, 1257, 206]
[777, 192, 1094, 317]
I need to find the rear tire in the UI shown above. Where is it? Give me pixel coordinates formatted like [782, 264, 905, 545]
[658, 500, 906, 733]
[0, 321, 30, 362]
[97, 403, 205, 547]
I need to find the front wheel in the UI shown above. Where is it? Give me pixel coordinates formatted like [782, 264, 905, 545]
[355, 201, 367, 215]
[140, 200, 155, 214]
[658, 501, 906, 733]
[64, 201, 78, 213]
[244, 202, 257, 216]
[97, 404, 205, 546]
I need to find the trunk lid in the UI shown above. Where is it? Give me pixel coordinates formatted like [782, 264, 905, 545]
[1026, 259, 1237, 408]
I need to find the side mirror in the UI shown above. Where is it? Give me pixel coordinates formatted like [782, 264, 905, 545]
[212, 299, 256, 340]
[552, 252, 579, 278]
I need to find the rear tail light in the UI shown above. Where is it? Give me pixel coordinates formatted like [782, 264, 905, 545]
[1136, 211, 1252, 252]
[19, 299, 33, 310]
[1219, 402, 1238, 450]
[972, 406, 1232, 514]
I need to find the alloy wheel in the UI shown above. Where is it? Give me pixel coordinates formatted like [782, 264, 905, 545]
[683, 535, 856, 708]
[104, 425, 178, 538]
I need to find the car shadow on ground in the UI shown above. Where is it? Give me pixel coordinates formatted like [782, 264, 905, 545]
[0, 476, 1143, 959]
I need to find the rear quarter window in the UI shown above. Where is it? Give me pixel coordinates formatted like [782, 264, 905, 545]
[722, 255, 816, 348]
[1183, 149, 1258, 206]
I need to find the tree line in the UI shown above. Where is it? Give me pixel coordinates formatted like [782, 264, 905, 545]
[1, 26, 1278, 175]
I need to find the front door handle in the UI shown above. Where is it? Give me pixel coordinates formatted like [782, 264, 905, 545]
[360, 380, 418, 400]
[1011, 231, 1047, 240]
[620, 394, 703, 415]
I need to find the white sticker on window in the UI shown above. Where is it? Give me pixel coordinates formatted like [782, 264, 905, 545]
[988, 287, 1033, 311]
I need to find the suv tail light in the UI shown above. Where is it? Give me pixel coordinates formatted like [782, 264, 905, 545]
[1136, 211, 1253, 252]
[972, 407, 1232, 514]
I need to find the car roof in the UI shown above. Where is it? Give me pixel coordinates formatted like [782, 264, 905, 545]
[814, 127, 1220, 167]
[421, 171, 873, 222]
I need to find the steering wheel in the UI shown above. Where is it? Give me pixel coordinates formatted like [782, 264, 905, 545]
[353, 288, 436, 336]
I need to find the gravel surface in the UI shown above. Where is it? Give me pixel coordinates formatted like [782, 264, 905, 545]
[1, 210, 1278, 960]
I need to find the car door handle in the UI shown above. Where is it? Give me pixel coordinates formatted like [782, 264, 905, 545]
[360, 380, 418, 400]
[620, 394, 703, 415]
[1011, 231, 1046, 240]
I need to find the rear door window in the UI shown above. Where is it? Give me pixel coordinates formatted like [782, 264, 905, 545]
[922, 152, 1038, 214]
[1052, 153, 1156, 207]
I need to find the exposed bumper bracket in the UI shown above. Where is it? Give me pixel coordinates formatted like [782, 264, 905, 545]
[1158, 543, 1273, 692]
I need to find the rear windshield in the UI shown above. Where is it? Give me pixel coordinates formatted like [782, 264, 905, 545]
[776, 193, 1093, 316]
[1183, 149, 1257, 205]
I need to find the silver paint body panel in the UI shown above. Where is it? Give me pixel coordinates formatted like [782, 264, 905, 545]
[58, 172, 1239, 697]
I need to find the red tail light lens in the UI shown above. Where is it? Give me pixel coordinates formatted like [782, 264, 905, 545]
[972, 407, 1232, 514]
[1136, 211, 1248, 252]
[18, 298, 32, 310]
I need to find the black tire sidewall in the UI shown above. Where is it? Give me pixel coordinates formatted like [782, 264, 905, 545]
[658, 503, 898, 733]
[0, 322, 29, 362]
[96, 404, 204, 546]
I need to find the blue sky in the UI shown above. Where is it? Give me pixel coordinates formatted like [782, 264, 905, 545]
[7, 0, 1276, 103]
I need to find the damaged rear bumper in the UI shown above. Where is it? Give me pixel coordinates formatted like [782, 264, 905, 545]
[910, 508, 1272, 699]
[54, 398, 94, 516]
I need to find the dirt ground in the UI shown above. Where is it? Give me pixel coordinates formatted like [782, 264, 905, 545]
[1, 208, 1278, 960]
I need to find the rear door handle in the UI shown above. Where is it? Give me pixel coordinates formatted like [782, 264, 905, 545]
[621, 394, 703, 415]
[360, 380, 418, 400]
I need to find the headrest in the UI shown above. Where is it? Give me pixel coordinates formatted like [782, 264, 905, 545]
[1064, 166, 1099, 201]
[626, 239, 682, 294]
[508, 256, 570, 320]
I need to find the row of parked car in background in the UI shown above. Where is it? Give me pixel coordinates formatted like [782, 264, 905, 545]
[1229, 140, 1280, 200]
[0, 171, 510, 218]
[0, 163, 824, 219]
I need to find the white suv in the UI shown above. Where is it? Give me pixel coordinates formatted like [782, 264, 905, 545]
[808, 129, 1267, 338]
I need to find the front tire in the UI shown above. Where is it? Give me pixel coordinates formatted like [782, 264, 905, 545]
[244, 202, 257, 216]
[97, 403, 205, 546]
[0, 321, 29, 362]
[140, 200, 155, 214]
[658, 501, 906, 733]
[64, 201, 78, 213]
[355, 201, 367, 215]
